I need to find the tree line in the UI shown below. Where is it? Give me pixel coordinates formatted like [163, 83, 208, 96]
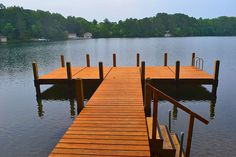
[0, 4, 236, 41]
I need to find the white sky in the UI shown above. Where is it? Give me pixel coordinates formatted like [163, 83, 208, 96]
[1, 0, 236, 22]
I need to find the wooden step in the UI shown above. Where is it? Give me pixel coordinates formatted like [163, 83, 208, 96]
[146, 117, 163, 156]
[159, 125, 176, 157]
[171, 133, 185, 157]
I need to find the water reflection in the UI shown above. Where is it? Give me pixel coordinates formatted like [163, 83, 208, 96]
[149, 83, 217, 120]
[35, 80, 101, 117]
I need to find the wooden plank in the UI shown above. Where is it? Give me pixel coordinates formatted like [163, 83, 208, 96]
[49, 67, 150, 157]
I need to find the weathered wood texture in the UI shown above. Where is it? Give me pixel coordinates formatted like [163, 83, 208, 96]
[49, 67, 150, 157]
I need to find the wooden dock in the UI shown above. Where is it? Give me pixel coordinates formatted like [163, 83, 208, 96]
[32, 53, 220, 157]
[49, 67, 150, 157]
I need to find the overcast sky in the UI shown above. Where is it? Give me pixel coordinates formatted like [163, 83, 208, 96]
[1, 0, 236, 22]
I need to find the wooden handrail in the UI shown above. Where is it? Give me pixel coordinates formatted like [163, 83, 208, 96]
[146, 83, 209, 124]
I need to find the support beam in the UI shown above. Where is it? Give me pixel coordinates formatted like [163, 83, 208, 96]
[185, 114, 195, 157]
[141, 61, 145, 80]
[212, 60, 220, 97]
[175, 61, 180, 80]
[145, 78, 151, 116]
[66, 62, 72, 80]
[86, 54, 90, 67]
[99, 62, 104, 80]
[152, 97, 158, 140]
[164, 53, 168, 66]
[191, 52, 195, 66]
[113, 53, 116, 67]
[32, 62, 41, 95]
[75, 79, 84, 107]
[61, 55, 65, 67]
[137, 53, 140, 67]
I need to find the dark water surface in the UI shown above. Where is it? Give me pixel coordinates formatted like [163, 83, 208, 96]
[0, 37, 236, 157]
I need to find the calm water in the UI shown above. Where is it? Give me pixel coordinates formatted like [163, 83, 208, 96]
[0, 37, 236, 157]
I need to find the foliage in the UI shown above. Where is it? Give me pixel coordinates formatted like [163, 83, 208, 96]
[0, 6, 236, 41]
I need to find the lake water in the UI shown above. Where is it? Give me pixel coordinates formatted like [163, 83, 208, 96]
[0, 37, 236, 157]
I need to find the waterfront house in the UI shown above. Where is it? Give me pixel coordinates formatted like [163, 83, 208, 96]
[83, 32, 92, 39]
[0, 34, 7, 42]
[164, 30, 172, 37]
[68, 33, 78, 39]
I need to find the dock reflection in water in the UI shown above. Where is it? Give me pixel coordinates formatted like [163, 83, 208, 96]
[149, 83, 217, 120]
[36, 81, 217, 120]
[35, 80, 101, 118]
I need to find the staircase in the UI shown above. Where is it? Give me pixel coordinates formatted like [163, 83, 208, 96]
[147, 117, 184, 157]
[144, 83, 209, 157]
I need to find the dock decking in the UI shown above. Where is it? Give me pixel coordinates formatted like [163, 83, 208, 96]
[49, 67, 150, 157]
[32, 53, 220, 157]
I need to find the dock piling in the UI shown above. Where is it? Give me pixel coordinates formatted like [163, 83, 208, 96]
[137, 53, 140, 67]
[66, 62, 72, 80]
[86, 54, 90, 67]
[141, 61, 145, 80]
[75, 79, 84, 107]
[212, 60, 220, 97]
[175, 61, 180, 80]
[145, 78, 151, 116]
[191, 53, 195, 66]
[60, 55, 65, 67]
[113, 53, 116, 67]
[99, 62, 104, 80]
[32, 62, 41, 95]
[164, 53, 168, 66]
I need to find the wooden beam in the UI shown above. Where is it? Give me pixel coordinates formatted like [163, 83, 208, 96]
[141, 61, 145, 80]
[113, 53, 116, 67]
[191, 52, 195, 66]
[175, 61, 180, 80]
[66, 62, 72, 80]
[137, 53, 140, 67]
[75, 79, 84, 107]
[32, 62, 40, 95]
[214, 60, 220, 81]
[152, 97, 158, 140]
[185, 114, 195, 157]
[164, 53, 168, 66]
[99, 62, 104, 80]
[86, 54, 90, 67]
[32, 62, 39, 80]
[61, 55, 65, 67]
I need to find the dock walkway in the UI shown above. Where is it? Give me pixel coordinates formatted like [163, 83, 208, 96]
[49, 67, 150, 157]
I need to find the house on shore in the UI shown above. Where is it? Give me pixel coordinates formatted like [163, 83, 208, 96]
[164, 31, 172, 37]
[0, 34, 7, 43]
[68, 33, 78, 40]
[83, 32, 92, 39]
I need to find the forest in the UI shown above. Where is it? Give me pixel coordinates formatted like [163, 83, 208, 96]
[0, 4, 236, 41]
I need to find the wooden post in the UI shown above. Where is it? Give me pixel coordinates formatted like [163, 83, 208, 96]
[212, 60, 220, 97]
[191, 52, 195, 66]
[164, 53, 168, 66]
[61, 55, 65, 67]
[137, 53, 140, 67]
[214, 60, 220, 82]
[86, 54, 90, 67]
[152, 97, 158, 140]
[141, 61, 145, 80]
[99, 62, 104, 80]
[175, 61, 180, 80]
[145, 78, 151, 116]
[75, 79, 84, 107]
[66, 62, 72, 80]
[32, 62, 41, 95]
[113, 53, 116, 67]
[185, 114, 195, 157]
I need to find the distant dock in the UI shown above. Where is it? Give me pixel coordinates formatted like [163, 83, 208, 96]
[32, 52, 219, 157]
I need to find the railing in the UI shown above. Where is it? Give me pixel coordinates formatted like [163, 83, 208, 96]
[195, 57, 204, 70]
[145, 83, 209, 157]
